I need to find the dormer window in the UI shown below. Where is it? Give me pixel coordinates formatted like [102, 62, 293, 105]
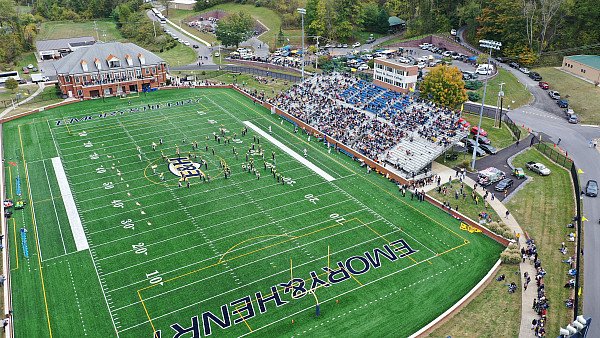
[81, 60, 88, 72]
[94, 58, 102, 70]
[106, 54, 121, 68]
[138, 53, 145, 65]
[125, 54, 133, 66]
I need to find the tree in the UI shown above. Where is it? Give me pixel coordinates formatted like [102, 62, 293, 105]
[216, 12, 254, 48]
[5, 77, 18, 92]
[420, 65, 467, 109]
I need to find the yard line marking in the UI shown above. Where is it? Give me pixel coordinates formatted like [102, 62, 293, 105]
[7, 165, 19, 270]
[51, 157, 89, 251]
[244, 121, 335, 182]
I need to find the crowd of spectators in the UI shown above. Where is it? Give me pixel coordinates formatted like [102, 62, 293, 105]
[268, 74, 464, 173]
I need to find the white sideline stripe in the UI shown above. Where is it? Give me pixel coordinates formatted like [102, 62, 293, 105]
[51, 157, 89, 251]
[243, 121, 336, 182]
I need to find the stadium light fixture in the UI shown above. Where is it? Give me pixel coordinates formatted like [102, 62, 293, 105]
[298, 8, 307, 82]
[471, 39, 501, 170]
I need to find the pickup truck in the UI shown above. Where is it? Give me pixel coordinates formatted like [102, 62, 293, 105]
[526, 161, 551, 176]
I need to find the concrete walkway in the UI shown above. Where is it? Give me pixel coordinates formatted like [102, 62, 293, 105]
[0, 83, 45, 119]
[424, 162, 537, 337]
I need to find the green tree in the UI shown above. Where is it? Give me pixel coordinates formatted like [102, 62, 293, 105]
[420, 65, 467, 108]
[216, 11, 254, 48]
[456, 0, 481, 28]
[4, 77, 18, 92]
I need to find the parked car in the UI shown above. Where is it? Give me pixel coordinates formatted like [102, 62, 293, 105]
[192, 44, 199, 49]
[564, 108, 575, 117]
[473, 135, 491, 145]
[496, 57, 509, 63]
[526, 161, 551, 175]
[519, 67, 530, 74]
[513, 167, 526, 179]
[548, 90, 560, 100]
[478, 167, 506, 186]
[529, 72, 542, 81]
[509, 62, 520, 68]
[568, 114, 578, 124]
[468, 144, 486, 157]
[352, 42, 361, 48]
[470, 126, 488, 137]
[342, 44, 348, 48]
[479, 143, 498, 155]
[558, 99, 569, 108]
[585, 180, 598, 197]
[357, 63, 369, 71]
[27, 64, 34, 69]
[538, 81, 549, 90]
[451, 29, 457, 36]
[495, 178, 514, 192]
[458, 118, 471, 129]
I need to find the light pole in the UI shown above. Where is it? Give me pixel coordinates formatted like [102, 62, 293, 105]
[297, 8, 306, 82]
[498, 82, 505, 128]
[471, 39, 501, 170]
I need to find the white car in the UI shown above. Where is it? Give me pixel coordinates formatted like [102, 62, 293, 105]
[451, 29, 457, 36]
[442, 51, 452, 57]
[417, 61, 426, 69]
[364, 54, 373, 60]
[214, 52, 220, 57]
[352, 42, 361, 48]
[419, 43, 432, 49]
[397, 57, 410, 63]
[357, 64, 369, 71]
[519, 67, 530, 74]
[183, 41, 190, 46]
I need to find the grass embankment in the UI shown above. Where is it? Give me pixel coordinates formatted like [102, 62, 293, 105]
[472, 68, 533, 108]
[0, 84, 38, 104]
[507, 148, 576, 335]
[535, 67, 600, 124]
[428, 181, 502, 222]
[156, 44, 197, 67]
[37, 20, 123, 41]
[5, 86, 64, 117]
[428, 264, 521, 338]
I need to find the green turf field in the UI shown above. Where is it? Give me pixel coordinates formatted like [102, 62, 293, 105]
[3, 88, 503, 337]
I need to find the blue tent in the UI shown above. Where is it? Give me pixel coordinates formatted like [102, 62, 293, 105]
[468, 56, 477, 61]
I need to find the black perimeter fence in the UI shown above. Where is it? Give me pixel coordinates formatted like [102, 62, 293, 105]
[530, 135, 582, 319]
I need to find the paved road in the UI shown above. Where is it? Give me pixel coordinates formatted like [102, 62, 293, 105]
[458, 26, 600, 335]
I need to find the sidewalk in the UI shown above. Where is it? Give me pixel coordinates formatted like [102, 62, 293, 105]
[0, 83, 45, 119]
[425, 162, 537, 337]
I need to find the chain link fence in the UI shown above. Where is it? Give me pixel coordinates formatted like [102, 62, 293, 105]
[530, 140, 573, 168]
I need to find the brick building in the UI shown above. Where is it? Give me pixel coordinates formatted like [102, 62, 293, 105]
[54, 42, 168, 99]
[561, 55, 600, 85]
[373, 58, 418, 93]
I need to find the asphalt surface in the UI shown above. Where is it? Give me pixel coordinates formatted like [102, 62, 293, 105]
[459, 27, 600, 334]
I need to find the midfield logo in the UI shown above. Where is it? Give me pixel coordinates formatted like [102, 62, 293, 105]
[167, 157, 203, 178]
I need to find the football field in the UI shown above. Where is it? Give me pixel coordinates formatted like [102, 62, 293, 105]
[3, 88, 503, 337]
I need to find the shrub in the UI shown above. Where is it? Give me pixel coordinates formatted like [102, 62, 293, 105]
[464, 80, 483, 90]
[467, 91, 480, 101]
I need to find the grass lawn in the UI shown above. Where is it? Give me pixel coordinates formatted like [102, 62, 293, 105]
[0, 84, 38, 104]
[534, 67, 600, 124]
[13, 53, 38, 80]
[507, 148, 576, 335]
[6, 86, 64, 117]
[156, 44, 197, 67]
[472, 68, 532, 108]
[429, 264, 521, 338]
[37, 20, 123, 42]
[164, 9, 217, 45]
[4, 88, 503, 337]
[428, 180, 502, 222]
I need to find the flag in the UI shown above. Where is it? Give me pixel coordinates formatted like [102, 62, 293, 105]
[460, 103, 464, 112]
[577, 168, 584, 174]
[578, 287, 582, 297]
[8, 162, 17, 167]
[582, 216, 588, 222]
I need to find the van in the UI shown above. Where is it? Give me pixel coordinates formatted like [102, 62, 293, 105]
[476, 64, 494, 75]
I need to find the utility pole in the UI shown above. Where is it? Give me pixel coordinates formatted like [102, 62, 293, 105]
[497, 82, 505, 128]
[93, 21, 99, 41]
[472, 39, 501, 170]
[297, 8, 306, 82]
[152, 20, 157, 38]
[314, 35, 321, 70]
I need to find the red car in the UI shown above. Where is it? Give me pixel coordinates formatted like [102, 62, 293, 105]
[458, 117, 471, 129]
[538, 81, 549, 90]
[471, 126, 488, 137]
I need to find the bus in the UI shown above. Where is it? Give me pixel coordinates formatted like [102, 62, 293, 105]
[0, 71, 20, 84]
[151, 8, 166, 24]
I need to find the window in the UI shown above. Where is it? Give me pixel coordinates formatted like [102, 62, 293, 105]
[109, 60, 121, 68]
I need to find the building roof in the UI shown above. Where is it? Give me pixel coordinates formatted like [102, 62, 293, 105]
[565, 55, 600, 70]
[54, 42, 165, 75]
[170, 0, 197, 4]
[36, 36, 96, 52]
[388, 16, 406, 27]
